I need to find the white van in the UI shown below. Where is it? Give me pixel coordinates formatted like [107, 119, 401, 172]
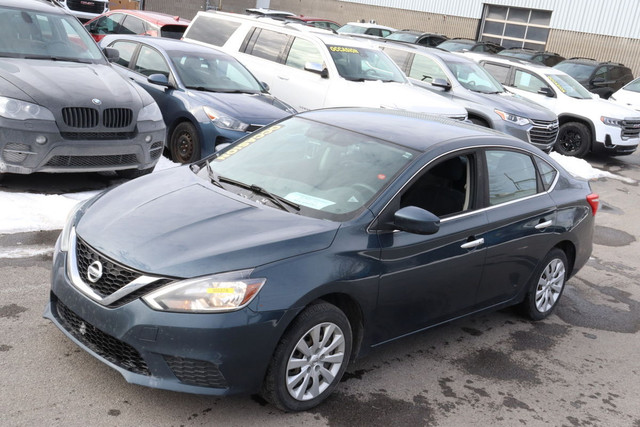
[182, 12, 468, 120]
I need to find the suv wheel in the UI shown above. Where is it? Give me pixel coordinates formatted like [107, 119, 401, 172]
[555, 122, 591, 157]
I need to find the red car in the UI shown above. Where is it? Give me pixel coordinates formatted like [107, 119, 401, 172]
[84, 9, 190, 42]
[291, 15, 341, 31]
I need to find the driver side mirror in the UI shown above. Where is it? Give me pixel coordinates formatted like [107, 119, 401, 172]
[590, 76, 606, 86]
[394, 206, 440, 235]
[103, 47, 119, 63]
[304, 62, 329, 78]
[148, 73, 171, 87]
[538, 86, 555, 97]
[432, 78, 452, 91]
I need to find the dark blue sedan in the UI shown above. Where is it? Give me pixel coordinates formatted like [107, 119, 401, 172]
[100, 35, 294, 163]
[45, 109, 597, 411]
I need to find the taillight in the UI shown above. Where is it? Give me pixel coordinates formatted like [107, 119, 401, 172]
[587, 193, 599, 216]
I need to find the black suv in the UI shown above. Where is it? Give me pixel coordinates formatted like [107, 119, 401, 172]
[384, 30, 448, 47]
[437, 38, 504, 54]
[497, 48, 565, 67]
[554, 57, 634, 99]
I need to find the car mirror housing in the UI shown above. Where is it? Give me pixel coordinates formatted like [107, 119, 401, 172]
[432, 78, 452, 91]
[261, 81, 270, 92]
[394, 206, 440, 235]
[148, 73, 171, 87]
[538, 86, 555, 97]
[103, 47, 119, 63]
[590, 77, 606, 86]
[304, 62, 329, 78]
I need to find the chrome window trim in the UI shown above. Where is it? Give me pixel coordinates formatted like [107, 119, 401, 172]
[367, 144, 559, 233]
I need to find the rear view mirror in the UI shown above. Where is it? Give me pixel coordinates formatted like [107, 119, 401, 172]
[304, 62, 329, 78]
[590, 77, 606, 86]
[432, 78, 452, 91]
[538, 86, 555, 97]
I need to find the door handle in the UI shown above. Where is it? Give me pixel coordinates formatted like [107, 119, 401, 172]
[277, 75, 289, 81]
[461, 237, 484, 249]
[535, 220, 553, 230]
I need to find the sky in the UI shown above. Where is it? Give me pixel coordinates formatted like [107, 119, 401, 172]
[0, 153, 630, 249]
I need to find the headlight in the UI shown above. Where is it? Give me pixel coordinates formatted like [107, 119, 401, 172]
[0, 96, 55, 121]
[59, 199, 90, 252]
[601, 116, 623, 127]
[143, 269, 265, 313]
[138, 102, 163, 122]
[204, 106, 249, 131]
[494, 109, 531, 126]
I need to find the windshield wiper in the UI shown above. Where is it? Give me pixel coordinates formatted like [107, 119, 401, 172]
[23, 55, 92, 63]
[184, 86, 258, 94]
[218, 176, 300, 213]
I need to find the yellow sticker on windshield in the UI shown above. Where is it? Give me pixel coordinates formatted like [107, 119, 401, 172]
[215, 125, 282, 161]
[546, 75, 566, 93]
[330, 46, 359, 54]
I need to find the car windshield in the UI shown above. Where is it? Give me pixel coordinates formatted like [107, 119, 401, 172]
[444, 59, 504, 93]
[336, 24, 368, 34]
[328, 45, 406, 82]
[545, 73, 593, 99]
[498, 51, 533, 60]
[553, 62, 594, 81]
[622, 78, 640, 93]
[385, 32, 419, 43]
[0, 6, 105, 63]
[169, 50, 264, 93]
[437, 40, 473, 51]
[201, 117, 416, 221]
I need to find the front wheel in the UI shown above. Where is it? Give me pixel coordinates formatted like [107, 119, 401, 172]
[262, 302, 352, 412]
[555, 122, 591, 157]
[170, 122, 200, 164]
[520, 248, 568, 320]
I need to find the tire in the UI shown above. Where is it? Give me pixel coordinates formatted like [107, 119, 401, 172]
[170, 122, 200, 164]
[520, 248, 568, 321]
[555, 122, 591, 158]
[115, 166, 155, 179]
[262, 302, 352, 412]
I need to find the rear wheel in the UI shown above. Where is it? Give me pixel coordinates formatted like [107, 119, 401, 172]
[262, 302, 352, 412]
[521, 248, 568, 320]
[170, 122, 200, 164]
[555, 122, 591, 157]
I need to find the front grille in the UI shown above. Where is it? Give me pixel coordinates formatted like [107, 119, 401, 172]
[54, 297, 150, 375]
[62, 107, 99, 128]
[104, 108, 133, 128]
[66, 0, 106, 14]
[164, 356, 228, 388]
[45, 154, 139, 167]
[76, 236, 142, 298]
[60, 131, 137, 140]
[150, 141, 163, 160]
[621, 119, 640, 139]
[529, 119, 559, 145]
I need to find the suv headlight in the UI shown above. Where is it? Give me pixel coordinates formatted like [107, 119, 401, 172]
[138, 102, 163, 122]
[143, 269, 265, 313]
[494, 109, 531, 126]
[0, 96, 55, 121]
[203, 106, 248, 131]
[601, 116, 623, 127]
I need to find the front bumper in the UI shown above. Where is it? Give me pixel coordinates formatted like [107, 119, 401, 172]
[0, 118, 165, 175]
[45, 244, 292, 395]
[494, 119, 558, 152]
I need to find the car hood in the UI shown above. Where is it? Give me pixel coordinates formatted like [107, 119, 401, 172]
[0, 59, 142, 108]
[331, 80, 467, 117]
[479, 91, 557, 120]
[75, 166, 340, 278]
[188, 90, 293, 123]
[590, 96, 640, 118]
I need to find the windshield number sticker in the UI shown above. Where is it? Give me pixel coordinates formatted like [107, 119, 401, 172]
[330, 46, 359, 54]
[215, 125, 282, 161]
[546, 75, 566, 93]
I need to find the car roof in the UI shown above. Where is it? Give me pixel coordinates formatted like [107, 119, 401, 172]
[107, 9, 191, 26]
[298, 108, 512, 152]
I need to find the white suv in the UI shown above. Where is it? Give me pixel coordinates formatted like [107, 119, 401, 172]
[182, 12, 467, 120]
[55, 0, 109, 22]
[475, 55, 640, 157]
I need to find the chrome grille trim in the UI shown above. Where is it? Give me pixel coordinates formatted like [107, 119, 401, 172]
[529, 119, 559, 145]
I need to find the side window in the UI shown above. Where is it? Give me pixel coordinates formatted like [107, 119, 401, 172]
[245, 28, 290, 63]
[593, 66, 608, 80]
[88, 13, 123, 35]
[110, 40, 137, 68]
[380, 29, 392, 37]
[285, 37, 323, 70]
[482, 62, 510, 84]
[409, 54, 448, 83]
[513, 69, 548, 93]
[486, 150, 537, 205]
[534, 157, 557, 191]
[184, 15, 240, 47]
[134, 46, 170, 77]
[400, 155, 473, 217]
[383, 48, 412, 72]
[120, 16, 146, 35]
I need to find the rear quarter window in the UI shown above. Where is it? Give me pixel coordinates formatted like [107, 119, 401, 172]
[185, 15, 240, 47]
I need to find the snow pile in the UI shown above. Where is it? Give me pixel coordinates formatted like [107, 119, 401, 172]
[0, 157, 180, 234]
[550, 152, 635, 184]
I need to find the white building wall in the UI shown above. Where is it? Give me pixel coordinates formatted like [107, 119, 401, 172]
[337, 0, 640, 38]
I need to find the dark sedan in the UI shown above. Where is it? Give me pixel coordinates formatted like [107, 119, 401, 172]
[45, 108, 597, 411]
[101, 35, 294, 163]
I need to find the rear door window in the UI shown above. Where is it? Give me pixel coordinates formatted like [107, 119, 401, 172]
[244, 28, 291, 63]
